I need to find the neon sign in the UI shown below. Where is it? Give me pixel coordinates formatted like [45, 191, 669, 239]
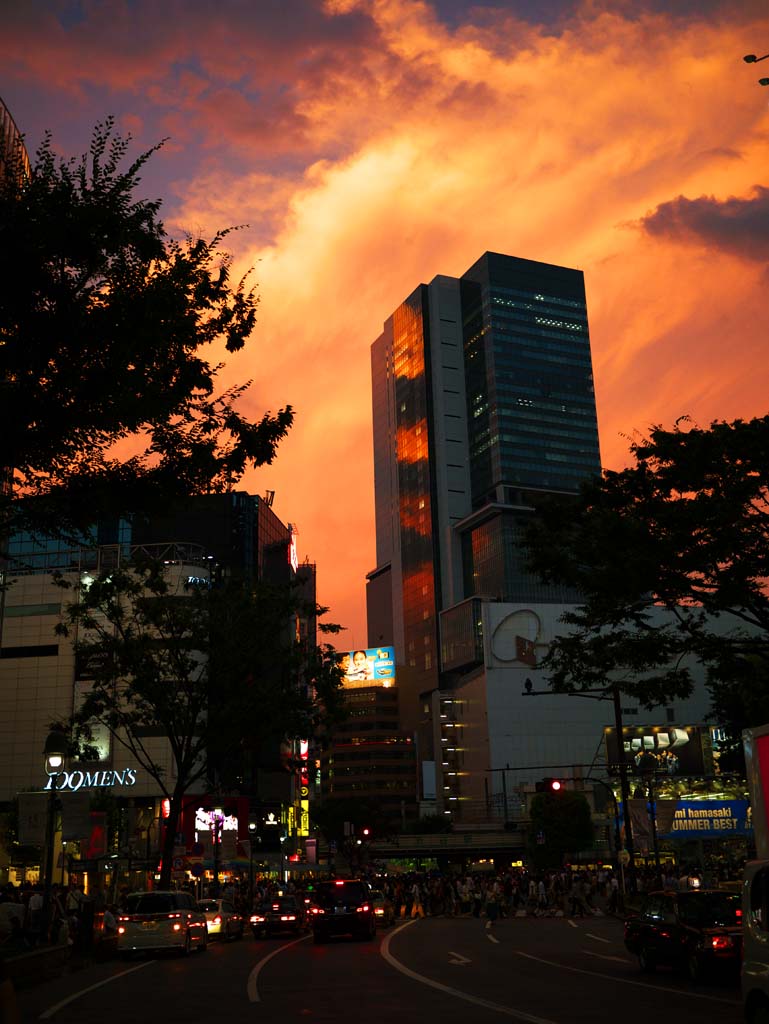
[44, 768, 138, 792]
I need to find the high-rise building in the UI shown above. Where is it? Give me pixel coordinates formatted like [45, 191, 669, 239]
[0, 94, 30, 186]
[369, 253, 601, 726]
[366, 251, 606, 819]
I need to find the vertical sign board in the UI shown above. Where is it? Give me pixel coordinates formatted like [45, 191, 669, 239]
[743, 724, 769, 860]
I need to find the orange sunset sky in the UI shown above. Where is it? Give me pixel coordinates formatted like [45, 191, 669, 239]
[2, 0, 768, 646]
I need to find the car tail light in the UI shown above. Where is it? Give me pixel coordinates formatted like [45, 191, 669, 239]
[272, 904, 280, 910]
[356, 904, 371, 913]
[335, 881, 345, 886]
[173, 923, 182, 932]
[310, 907, 324, 916]
[250, 915, 266, 923]
[214, 915, 222, 924]
[711, 935, 732, 950]
[118, 926, 126, 934]
[168, 912, 182, 919]
[375, 908, 384, 916]
[736, 908, 743, 919]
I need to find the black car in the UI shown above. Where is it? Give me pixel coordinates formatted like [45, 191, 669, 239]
[624, 889, 742, 982]
[309, 879, 376, 944]
[250, 895, 307, 938]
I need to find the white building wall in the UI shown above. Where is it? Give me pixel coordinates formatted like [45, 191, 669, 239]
[479, 601, 719, 802]
[0, 561, 208, 801]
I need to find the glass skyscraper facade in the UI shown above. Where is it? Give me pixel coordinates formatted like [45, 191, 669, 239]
[369, 253, 601, 716]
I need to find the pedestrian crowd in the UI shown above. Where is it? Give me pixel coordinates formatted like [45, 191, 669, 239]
[0, 881, 117, 954]
[369, 866, 620, 921]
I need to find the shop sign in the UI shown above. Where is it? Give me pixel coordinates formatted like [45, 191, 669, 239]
[44, 767, 138, 792]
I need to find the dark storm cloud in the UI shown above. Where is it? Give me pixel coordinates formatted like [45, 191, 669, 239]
[432, 0, 766, 28]
[641, 187, 769, 262]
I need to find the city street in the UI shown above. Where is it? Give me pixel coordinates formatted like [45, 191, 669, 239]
[17, 914, 742, 1024]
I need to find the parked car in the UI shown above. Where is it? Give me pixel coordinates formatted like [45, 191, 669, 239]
[624, 889, 742, 982]
[117, 891, 207, 956]
[369, 889, 395, 927]
[309, 879, 376, 944]
[198, 898, 245, 940]
[250, 894, 307, 938]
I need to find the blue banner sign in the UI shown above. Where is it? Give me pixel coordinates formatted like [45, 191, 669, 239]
[662, 800, 752, 838]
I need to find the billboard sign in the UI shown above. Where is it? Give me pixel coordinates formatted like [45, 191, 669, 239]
[338, 646, 396, 688]
[604, 725, 710, 777]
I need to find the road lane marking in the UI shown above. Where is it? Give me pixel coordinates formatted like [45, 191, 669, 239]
[381, 921, 557, 1024]
[586, 933, 611, 944]
[582, 950, 630, 963]
[567, 920, 578, 929]
[246, 934, 310, 1003]
[515, 951, 738, 1005]
[448, 951, 471, 964]
[487, 934, 500, 944]
[39, 960, 156, 1020]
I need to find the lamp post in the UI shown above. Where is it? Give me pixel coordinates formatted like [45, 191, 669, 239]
[43, 731, 67, 893]
[247, 822, 257, 906]
[212, 806, 223, 897]
[638, 753, 662, 887]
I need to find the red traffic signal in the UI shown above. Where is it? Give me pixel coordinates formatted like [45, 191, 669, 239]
[536, 777, 564, 793]
[360, 826, 371, 837]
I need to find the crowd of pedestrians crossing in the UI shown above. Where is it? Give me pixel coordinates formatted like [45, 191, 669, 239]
[370, 866, 620, 920]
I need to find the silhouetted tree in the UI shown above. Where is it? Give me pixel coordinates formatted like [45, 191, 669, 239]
[528, 790, 594, 869]
[55, 562, 344, 888]
[0, 119, 292, 547]
[524, 417, 769, 731]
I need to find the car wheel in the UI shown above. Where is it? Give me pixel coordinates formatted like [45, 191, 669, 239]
[686, 953, 703, 984]
[746, 995, 769, 1024]
[182, 930, 192, 956]
[638, 948, 656, 973]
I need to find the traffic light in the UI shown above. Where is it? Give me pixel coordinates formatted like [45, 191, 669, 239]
[535, 777, 563, 793]
[360, 826, 371, 838]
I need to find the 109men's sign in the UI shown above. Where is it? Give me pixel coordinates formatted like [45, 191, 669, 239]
[44, 767, 138, 792]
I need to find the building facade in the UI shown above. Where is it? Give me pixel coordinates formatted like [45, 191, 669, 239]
[368, 252, 603, 813]
[0, 493, 315, 886]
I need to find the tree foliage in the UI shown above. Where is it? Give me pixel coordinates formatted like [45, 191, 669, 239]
[528, 791, 594, 869]
[524, 416, 769, 726]
[54, 561, 344, 887]
[0, 119, 292, 544]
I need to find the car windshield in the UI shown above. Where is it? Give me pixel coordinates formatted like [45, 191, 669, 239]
[678, 893, 740, 927]
[125, 893, 174, 915]
[198, 901, 220, 912]
[315, 881, 368, 905]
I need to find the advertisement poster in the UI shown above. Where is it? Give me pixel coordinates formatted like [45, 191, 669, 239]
[604, 725, 711, 777]
[338, 647, 396, 688]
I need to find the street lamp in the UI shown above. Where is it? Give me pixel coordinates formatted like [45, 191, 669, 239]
[744, 54, 769, 63]
[43, 731, 67, 893]
[247, 822, 258, 905]
[212, 807, 223, 897]
[42, 730, 67, 942]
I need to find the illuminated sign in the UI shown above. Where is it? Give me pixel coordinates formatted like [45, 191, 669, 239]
[44, 768, 137, 792]
[288, 524, 299, 572]
[194, 808, 239, 833]
[665, 800, 752, 838]
[604, 725, 710, 777]
[338, 646, 396, 689]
